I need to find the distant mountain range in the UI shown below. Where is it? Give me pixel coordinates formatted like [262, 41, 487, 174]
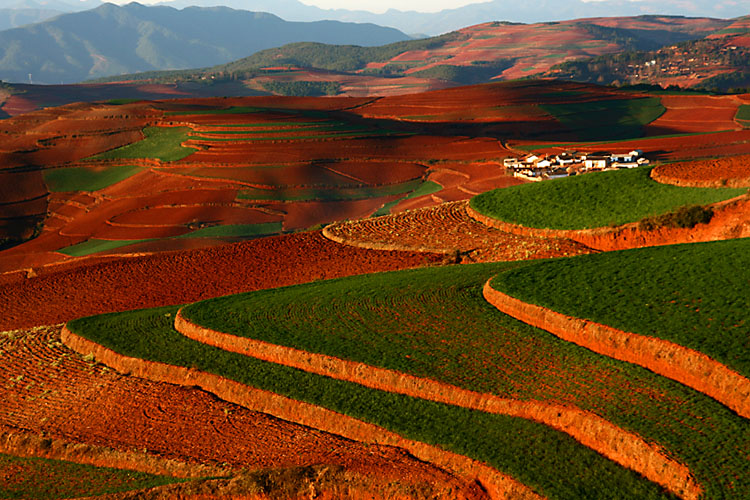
[0, 0, 747, 35]
[0, 2, 409, 84]
[90, 15, 746, 95]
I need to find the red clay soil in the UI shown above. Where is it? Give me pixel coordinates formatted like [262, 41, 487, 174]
[0, 231, 441, 331]
[651, 155, 750, 188]
[323, 201, 595, 262]
[482, 282, 750, 421]
[61, 326, 541, 500]
[466, 194, 750, 253]
[0, 326, 485, 499]
[109, 205, 283, 227]
[280, 197, 404, 230]
[173, 310, 701, 500]
[644, 95, 742, 135]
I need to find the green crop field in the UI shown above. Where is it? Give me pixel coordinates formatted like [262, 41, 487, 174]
[43, 165, 144, 192]
[540, 97, 665, 141]
[177, 263, 750, 498]
[736, 104, 750, 127]
[0, 453, 187, 499]
[469, 166, 746, 230]
[57, 238, 151, 257]
[179, 222, 283, 239]
[490, 238, 750, 379]
[67, 304, 674, 500]
[91, 127, 196, 162]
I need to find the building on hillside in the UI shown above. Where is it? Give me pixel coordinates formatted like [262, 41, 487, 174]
[583, 152, 612, 170]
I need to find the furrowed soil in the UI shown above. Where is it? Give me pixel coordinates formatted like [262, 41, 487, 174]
[0, 231, 441, 331]
[323, 201, 594, 261]
[652, 155, 750, 188]
[0, 325, 482, 499]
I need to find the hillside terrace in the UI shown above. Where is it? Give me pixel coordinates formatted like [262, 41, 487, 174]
[503, 150, 648, 181]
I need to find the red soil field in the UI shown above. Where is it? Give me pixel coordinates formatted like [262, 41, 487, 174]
[651, 155, 750, 188]
[109, 205, 283, 227]
[0, 231, 441, 331]
[280, 197, 403, 230]
[0, 325, 482, 499]
[323, 201, 594, 261]
[644, 95, 743, 135]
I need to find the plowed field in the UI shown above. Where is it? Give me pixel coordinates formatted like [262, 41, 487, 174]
[323, 200, 594, 261]
[0, 325, 475, 496]
[645, 95, 743, 135]
[652, 155, 750, 188]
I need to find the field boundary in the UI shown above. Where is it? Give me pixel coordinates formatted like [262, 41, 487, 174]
[322, 221, 451, 254]
[174, 309, 701, 500]
[483, 280, 750, 420]
[59, 325, 542, 500]
[466, 195, 750, 251]
[651, 163, 750, 189]
[0, 422, 224, 479]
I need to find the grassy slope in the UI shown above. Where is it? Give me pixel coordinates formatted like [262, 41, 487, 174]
[540, 97, 665, 141]
[490, 238, 750, 379]
[67, 303, 674, 500]
[0, 453, 187, 499]
[43, 165, 144, 192]
[57, 239, 151, 257]
[469, 166, 746, 230]
[91, 127, 196, 162]
[178, 263, 750, 499]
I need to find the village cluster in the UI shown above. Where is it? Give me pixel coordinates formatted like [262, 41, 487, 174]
[503, 150, 649, 181]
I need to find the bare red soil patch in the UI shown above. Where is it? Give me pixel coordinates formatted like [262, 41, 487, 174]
[651, 155, 750, 188]
[0, 231, 441, 331]
[645, 95, 742, 135]
[109, 205, 283, 228]
[323, 201, 594, 261]
[0, 325, 483, 499]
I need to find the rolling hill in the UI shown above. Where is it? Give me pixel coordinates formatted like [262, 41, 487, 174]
[87, 15, 734, 97]
[0, 2, 409, 84]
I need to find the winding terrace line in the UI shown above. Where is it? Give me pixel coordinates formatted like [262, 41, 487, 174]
[482, 281, 750, 421]
[171, 310, 702, 500]
[59, 325, 542, 500]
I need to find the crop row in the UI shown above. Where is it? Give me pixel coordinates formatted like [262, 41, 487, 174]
[177, 262, 750, 498]
[67, 306, 675, 500]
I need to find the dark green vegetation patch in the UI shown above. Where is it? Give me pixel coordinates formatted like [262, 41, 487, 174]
[736, 104, 750, 128]
[43, 165, 144, 192]
[490, 238, 750, 379]
[0, 453, 186, 499]
[69, 297, 676, 500]
[179, 222, 283, 239]
[57, 239, 151, 257]
[469, 166, 746, 230]
[91, 127, 196, 162]
[540, 97, 665, 141]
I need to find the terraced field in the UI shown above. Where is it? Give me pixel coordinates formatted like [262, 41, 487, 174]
[67, 303, 678, 500]
[0, 93, 517, 274]
[470, 166, 746, 230]
[64, 261, 750, 499]
[323, 200, 594, 261]
[489, 238, 750, 385]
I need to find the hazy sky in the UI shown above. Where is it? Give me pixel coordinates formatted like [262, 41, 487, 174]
[298, 0, 491, 13]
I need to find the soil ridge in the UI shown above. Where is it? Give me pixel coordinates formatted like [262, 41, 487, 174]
[173, 310, 701, 500]
[59, 325, 543, 500]
[483, 281, 750, 420]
